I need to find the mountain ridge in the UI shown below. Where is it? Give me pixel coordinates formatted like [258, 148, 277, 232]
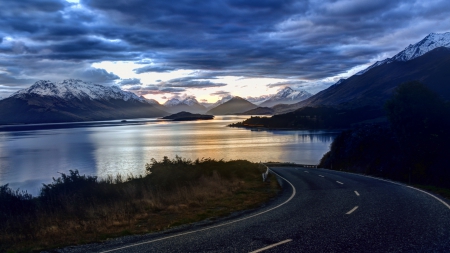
[12, 79, 144, 102]
[0, 79, 168, 124]
[357, 32, 450, 75]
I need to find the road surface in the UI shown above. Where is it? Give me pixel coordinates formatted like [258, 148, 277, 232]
[57, 166, 450, 252]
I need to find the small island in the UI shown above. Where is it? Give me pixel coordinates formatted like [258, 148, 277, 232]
[162, 111, 214, 121]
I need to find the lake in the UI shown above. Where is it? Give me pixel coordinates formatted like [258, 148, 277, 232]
[0, 116, 338, 195]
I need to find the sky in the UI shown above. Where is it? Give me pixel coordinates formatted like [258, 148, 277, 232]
[1, 0, 450, 103]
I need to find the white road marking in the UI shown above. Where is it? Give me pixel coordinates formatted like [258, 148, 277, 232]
[346, 206, 359, 215]
[336, 181, 344, 185]
[304, 171, 309, 173]
[354, 191, 360, 196]
[100, 166, 297, 253]
[319, 175, 324, 178]
[249, 239, 293, 253]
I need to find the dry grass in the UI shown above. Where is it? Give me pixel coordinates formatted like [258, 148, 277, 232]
[0, 157, 279, 252]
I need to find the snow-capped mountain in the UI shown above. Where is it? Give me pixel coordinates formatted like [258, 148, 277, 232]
[0, 79, 168, 124]
[12, 79, 145, 102]
[259, 87, 312, 107]
[246, 95, 271, 105]
[164, 96, 201, 107]
[276, 36, 450, 114]
[163, 96, 207, 113]
[357, 32, 450, 75]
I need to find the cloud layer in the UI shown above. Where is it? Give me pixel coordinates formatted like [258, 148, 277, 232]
[1, 0, 450, 97]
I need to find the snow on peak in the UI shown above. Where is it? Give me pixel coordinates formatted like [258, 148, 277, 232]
[12, 79, 144, 102]
[272, 87, 294, 99]
[246, 95, 270, 105]
[182, 96, 200, 106]
[163, 96, 201, 107]
[272, 87, 311, 100]
[164, 98, 181, 106]
[357, 32, 450, 75]
[394, 32, 450, 62]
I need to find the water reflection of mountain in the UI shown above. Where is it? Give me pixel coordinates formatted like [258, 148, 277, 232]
[298, 133, 339, 143]
[257, 129, 340, 143]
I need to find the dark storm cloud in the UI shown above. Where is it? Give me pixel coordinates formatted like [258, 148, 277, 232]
[160, 77, 227, 88]
[128, 84, 185, 95]
[134, 65, 177, 74]
[1, 0, 450, 95]
[118, 78, 141, 85]
[74, 68, 120, 84]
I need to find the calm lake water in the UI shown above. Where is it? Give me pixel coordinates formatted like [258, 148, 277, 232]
[0, 116, 338, 195]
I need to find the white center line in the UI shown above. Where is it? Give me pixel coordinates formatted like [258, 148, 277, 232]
[336, 181, 344, 185]
[319, 175, 324, 177]
[354, 191, 360, 196]
[346, 206, 359, 215]
[249, 239, 293, 253]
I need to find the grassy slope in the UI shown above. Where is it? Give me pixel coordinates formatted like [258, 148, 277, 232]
[0, 157, 279, 252]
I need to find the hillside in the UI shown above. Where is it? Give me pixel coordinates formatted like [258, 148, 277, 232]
[206, 96, 257, 115]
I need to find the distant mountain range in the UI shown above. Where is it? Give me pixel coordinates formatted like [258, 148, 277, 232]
[0, 79, 168, 124]
[163, 96, 207, 113]
[201, 87, 311, 115]
[206, 96, 258, 115]
[275, 32, 450, 114]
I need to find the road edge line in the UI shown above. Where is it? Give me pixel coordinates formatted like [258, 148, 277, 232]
[406, 186, 450, 210]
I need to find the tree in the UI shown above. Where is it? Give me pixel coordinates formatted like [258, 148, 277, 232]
[385, 81, 450, 184]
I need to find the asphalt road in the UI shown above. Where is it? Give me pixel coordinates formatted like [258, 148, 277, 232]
[57, 166, 450, 253]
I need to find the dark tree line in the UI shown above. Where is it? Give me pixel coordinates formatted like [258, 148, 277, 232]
[229, 106, 385, 129]
[320, 81, 450, 188]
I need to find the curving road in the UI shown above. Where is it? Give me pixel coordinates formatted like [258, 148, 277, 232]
[59, 166, 450, 252]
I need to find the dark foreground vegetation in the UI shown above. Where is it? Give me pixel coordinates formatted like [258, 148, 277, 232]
[0, 157, 279, 252]
[319, 81, 450, 189]
[228, 106, 385, 130]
